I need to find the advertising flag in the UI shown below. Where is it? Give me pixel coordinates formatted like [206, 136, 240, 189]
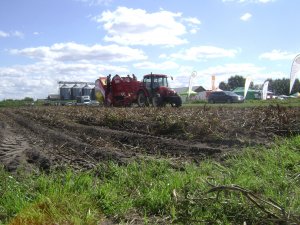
[188, 71, 197, 98]
[244, 76, 252, 99]
[211, 75, 216, 91]
[262, 81, 269, 100]
[290, 54, 300, 94]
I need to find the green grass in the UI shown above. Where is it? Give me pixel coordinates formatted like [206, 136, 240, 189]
[184, 98, 300, 107]
[0, 100, 30, 108]
[0, 136, 299, 224]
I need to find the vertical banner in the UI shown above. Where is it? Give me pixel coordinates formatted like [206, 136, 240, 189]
[290, 54, 300, 94]
[211, 75, 216, 91]
[262, 81, 269, 100]
[244, 76, 252, 99]
[188, 71, 197, 98]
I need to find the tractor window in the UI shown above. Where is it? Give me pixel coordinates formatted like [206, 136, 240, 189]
[143, 77, 152, 89]
[153, 77, 168, 88]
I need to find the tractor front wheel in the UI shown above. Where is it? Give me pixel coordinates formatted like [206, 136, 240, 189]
[137, 92, 149, 107]
[170, 97, 182, 107]
[152, 96, 163, 107]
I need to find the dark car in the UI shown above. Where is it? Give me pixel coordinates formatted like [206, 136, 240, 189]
[208, 91, 244, 103]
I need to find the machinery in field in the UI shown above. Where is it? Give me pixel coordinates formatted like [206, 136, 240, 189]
[95, 73, 182, 107]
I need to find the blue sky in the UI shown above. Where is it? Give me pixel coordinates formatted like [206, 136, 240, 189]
[0, 0, 299, 100]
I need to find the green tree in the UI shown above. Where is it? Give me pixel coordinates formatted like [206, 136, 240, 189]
[219, 75, 247, 91]
[267, 78, 300, 95]
[218, 81, 230, 90]
[228, 75, 246, 90]
[23, 97, 34, 102]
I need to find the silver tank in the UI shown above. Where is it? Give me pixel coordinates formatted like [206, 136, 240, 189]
[82, 84, 92, 97]
[71, 84, 82, 100]
[60, 84, 71, 100]
[91, 87, 95, 100]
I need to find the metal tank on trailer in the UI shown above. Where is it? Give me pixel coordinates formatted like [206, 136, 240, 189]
[71, 84, 82, 100]
[60, 84, 71, 100]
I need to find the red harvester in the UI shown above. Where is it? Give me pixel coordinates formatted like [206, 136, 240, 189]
[95, 73, 182, 107]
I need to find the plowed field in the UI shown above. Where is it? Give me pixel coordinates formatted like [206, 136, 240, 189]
[1, 105, 299, 172]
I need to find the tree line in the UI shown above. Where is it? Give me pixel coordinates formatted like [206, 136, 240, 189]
[219, 75, 300, 95]
[0, 97, 35, 107]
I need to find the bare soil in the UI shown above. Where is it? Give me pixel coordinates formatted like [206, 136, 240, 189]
[0, 105, 299, 172]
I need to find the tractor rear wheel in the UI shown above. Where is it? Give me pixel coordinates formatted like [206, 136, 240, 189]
[137, 92, 149, 107]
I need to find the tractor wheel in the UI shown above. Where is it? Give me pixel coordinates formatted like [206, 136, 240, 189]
[137, 92, 149, 107]
[152, 96, 162, 107]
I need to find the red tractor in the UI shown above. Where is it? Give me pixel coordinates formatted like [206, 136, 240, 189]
[95, 73, 182, 107]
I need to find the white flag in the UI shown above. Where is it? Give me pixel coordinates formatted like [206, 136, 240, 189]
[188, 71, 197, 98]
[290, 54, 300, 94]
[244, 76, 252, 99]
[262, 81, 269, 100]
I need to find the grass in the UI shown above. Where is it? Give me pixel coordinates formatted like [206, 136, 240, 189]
[184, 98, 300, 107]
[0, 136, 299, 224]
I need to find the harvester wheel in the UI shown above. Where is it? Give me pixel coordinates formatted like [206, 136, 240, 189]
[137, 92, 149, 107]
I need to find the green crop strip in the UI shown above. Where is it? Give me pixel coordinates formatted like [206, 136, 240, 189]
[0, 136, 299, 225]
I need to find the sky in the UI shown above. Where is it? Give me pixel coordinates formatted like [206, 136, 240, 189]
[0, 0, 299, 100]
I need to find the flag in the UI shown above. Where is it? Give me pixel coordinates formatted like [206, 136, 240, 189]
[262, 81, 269, 100]
[188, 71, 197, 98]
[290, 54, 300, 94]
[211, 75, 216, 90]
[244, 76, 252, 99]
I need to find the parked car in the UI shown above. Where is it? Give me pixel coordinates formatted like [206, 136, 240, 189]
[208, 91, 244, 103]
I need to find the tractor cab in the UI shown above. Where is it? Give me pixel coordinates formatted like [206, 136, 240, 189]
[142, 74, 169, 95]
[138, 73, 181, 107]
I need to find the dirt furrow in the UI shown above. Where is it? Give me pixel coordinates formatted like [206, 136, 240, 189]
[4, 111, 142, 167]
[15, 109, 224, 160]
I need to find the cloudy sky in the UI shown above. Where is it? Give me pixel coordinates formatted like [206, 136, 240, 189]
[0, 0, 299, 100]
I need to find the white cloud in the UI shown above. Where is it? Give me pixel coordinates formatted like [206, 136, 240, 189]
[240, 13, 252, 21]
[189, 29, 198, 34]
[222, 0, 275, 3]
[2, 41, 148, 100]
[10, 42, 147, 62]
[0, 30, 24, 38]
[170, 46, 239, 61]
[0, 30, 9, 38]
[94, 7, 188, 46]
[183, 17, 201, 34]
[76, 0, 112, 6]
[183, 17, 201, 25]
[259, 50, 297, 60]
[201, 63, 264, 77]
[170, 63, 268, 89]
[12, 31, 24, 38]
[0, 61, 129, 100]
[133, 61, 179, 70]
